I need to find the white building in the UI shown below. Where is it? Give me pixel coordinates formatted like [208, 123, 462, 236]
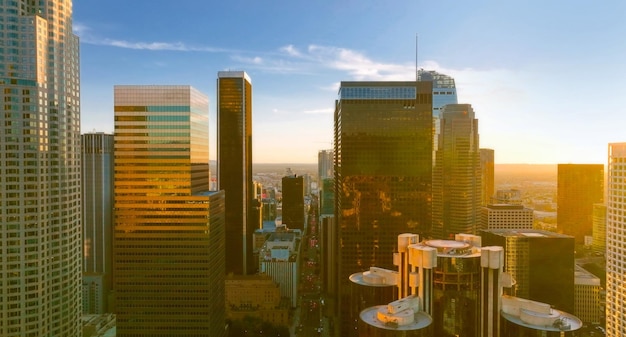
[606, 143, 626, 337]
[574, 265, 603, 324]
[258, 227, 301, 307]
[480, 204, 534, 230]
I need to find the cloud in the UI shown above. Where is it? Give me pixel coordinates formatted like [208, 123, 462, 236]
[74, 22, 233, 53]
[280, 45, 302, 57]
[303, 108, 333, 114]
[231, 55, 264, 64]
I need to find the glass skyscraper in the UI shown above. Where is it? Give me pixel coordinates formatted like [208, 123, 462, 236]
[217, 71, 254, 275]
[557, 163, 604, 243]
[432, 104, 481, 239]
[606, 143, 626, 337]
[82, 132, 114, 314]
[333, 81, 433, 337]
[113, 85, 225, 336]
[0, 1, 82, 335]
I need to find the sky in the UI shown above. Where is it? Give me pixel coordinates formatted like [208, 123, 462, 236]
[74, 1, 626, 164]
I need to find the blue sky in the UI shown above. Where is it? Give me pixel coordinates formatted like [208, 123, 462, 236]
[75, 1, 626, 164]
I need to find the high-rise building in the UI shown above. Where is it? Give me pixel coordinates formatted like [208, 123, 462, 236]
[318, 149, 334, 180]
[432, 104, 481, 239]
[574, 265, 602, 324]
[282, 175, 305, 230]
[592, 203, 606, 254]
[217, 70, 254, 275]
[334, 80, 433, 337]
[113, 85, 225, 337]
[480, 204, 534, 231]
[82, 133, 114, 314]
[480, 229, 575, 314]
[417, 69, 458, 167]
[480, 148, 495, 206]
[0, 1, 82, 336]
[606, 143, 626, 337]
[492, 188, 523, 205]
[557, 164, 604, 243]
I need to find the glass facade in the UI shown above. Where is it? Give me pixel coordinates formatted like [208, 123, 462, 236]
[480, 148, 495, 206]
[432, 104, 481, 239]
[113, 86, 225, 337]
[0, 1, 82, 336]
[334, 81, 433, 337]
[82, 133, 114, 314]
[282, 175, 305, 230]
[217, 71, 254, 275]
[606, 143, 626, 337]
[557, 164, 604, 243]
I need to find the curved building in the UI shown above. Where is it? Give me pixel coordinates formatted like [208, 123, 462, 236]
[501, 295, 582, 337]
[0, 1, 82, 336]
[425, 236, 482, 337]
[349, 268, 399, 332]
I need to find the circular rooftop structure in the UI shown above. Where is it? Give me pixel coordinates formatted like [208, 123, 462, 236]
[360, 305, 432, 331]
[424, 239, 477, 257]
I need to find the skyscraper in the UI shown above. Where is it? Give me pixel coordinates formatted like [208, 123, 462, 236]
[318, 149, 334, 180]
[113, 85, 225, 336]
[282, 175, 305, 230]
[82, 133, 114, 314]
[606, 143, 626, 337]
[0, 1, 82, 335]
[217, 70, 254, 275]
[334, 80, 433, 336]
[480, 148, 495, 205]
[557, 164, 604, 243]
[432, 104, 481, 239]
[480, 229, 575, 314]
[417, 69, 458, 167]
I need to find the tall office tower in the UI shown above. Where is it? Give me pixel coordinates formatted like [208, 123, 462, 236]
[432, 104, 481, 239]
[557, 164, 604, 243]
[0, 1, 82, 336]
[417, 69, 458, 167]
[606, 143, 626, 337]
[480, 204, 534, 231]
[334, 80, 433, 337]
[282, 175, 305, 230]
[480, 148, 495, 205]
[318, 149, 334, 180]
[320, 178, 334, 216]
[592, 203, 606, 254]
[113, 86, 225, 337]
[217, 70, 254, 275]
[82, 133, 114, 314]
[480, 229, 575, 314]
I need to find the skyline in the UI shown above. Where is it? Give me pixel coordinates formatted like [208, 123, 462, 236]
[75, 1, 626, 164]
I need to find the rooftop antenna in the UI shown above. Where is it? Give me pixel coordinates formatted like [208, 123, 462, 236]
[415, 34, 419, 82]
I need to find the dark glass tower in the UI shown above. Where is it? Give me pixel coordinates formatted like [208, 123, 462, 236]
[557, 164, 604, 243]
[334, 81, 433, 337]
[217, 71, 254, 275]
[82, 133, 114, 314]
[282, 175, 305, 230]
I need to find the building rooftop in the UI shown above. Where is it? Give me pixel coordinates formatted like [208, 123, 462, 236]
[482, 229, 572, 239]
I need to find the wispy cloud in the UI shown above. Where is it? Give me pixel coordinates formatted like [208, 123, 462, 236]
[303, 108, 333, 114]
[74, 22, 234, 53]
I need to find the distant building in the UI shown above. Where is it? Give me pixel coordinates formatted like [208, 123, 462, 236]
[113, 85, 225, 336]
[606, 143, 626, 337]
[334, 80, 433, 337]
[492, 189, 523, 205]
[557, 164, 604, 243]
[258, 226, 302, 307]
[574, 265, 603, 324]
[82, 133, 114, 314]
[282, 175, 305, 230]
[225, 274, 290, 327]
[320, 178, 334, 216]
[480, 229, 575, 314]
[318, 149, 334, 180]
[480, 148, 495, 205]
[218, 71, 255, 275]
[432, 104, 481, 239]
[480, 204, 534, 231]
[592, 203, 606, 254]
